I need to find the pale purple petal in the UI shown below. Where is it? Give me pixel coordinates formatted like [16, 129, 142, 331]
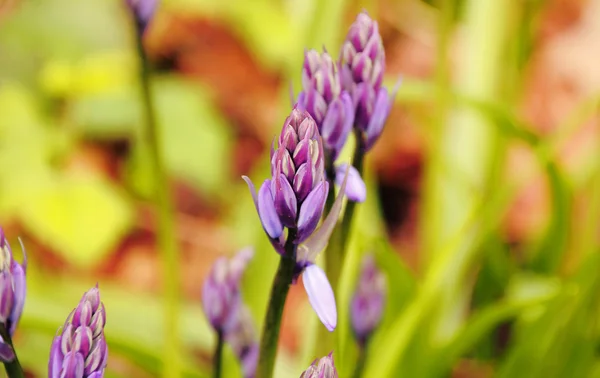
[364, 87, 392, 150]
[272, 174, 297, 228]
[302, 264, 337, 331]
[257, 180, 284, 239]
[335, 164, 366, 203]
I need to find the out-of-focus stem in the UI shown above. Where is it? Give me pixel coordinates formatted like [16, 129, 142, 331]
[134, 30, 181, 378]
[351, 344, 367, 378]
[0, 324, 23, 378]
[256, 230, 298, 378]
[213, 331, 224, 378]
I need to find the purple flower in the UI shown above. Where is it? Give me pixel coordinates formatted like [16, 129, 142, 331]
[350, 254, 386, 345]
[298, 50, 354, 160]
[339, 11, 398, 151]
[244, 109, 354, 332]
[202, 248, 254, 332]
[124, 0, 158, 34]
[49, 285, 108, 378]
[300, 352, 338, 378]
[0, 227, 27, 341]
[224, 306, 258, 378]
[243, 108, 328, 246]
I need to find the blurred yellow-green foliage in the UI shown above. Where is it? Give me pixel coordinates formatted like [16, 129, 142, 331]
[1, 0, 600, 377]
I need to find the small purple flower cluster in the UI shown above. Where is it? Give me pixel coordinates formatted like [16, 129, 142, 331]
[49, 286, 108, 378]
[202, 248, 258, 377]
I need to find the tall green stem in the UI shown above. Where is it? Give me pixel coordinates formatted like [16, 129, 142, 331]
[0, 325, 23, 378]
[256, 230, 298, 378]
[213, 331, 224, 378]
[134, 31, 181, 378]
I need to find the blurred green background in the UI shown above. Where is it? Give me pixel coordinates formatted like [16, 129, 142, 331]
[1, 0, 600, 377]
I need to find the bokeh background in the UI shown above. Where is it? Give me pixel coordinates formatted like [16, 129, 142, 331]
[1, 0, 600, 377]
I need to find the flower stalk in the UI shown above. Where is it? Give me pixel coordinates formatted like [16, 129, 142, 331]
[256, 231, 298, 378]
[213, 331, 224, 378]
[132, 14, 181, 378]
[0, 324, 22, 378]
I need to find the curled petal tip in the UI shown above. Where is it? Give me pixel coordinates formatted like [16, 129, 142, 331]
[302, 264, 337, 331]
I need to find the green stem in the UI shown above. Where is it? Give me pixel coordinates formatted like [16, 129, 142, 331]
[213, 331, 224, 378]
[0, 325, 24, 378]
[256, 230, 298, 378]
[352, 344, 367, 378]
[134, 28, 181, 378]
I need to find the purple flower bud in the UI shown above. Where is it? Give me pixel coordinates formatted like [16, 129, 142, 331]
[350, 254, 386, 345]
[224, 306, 258, 378]
[202, 249, 254, 332]
[340, 11, 397, 152]
[0, 337, 14, 362]
[298, 50, 354, 159]
[0, 227, 27, 337]
[244, 108, 329, 249]
[302, 264, 337, 332]
[300, 352, 338, 378]
[49, 285, 108, 378]
[124, 0, 158, 34]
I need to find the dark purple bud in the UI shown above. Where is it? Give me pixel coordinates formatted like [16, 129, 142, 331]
[124, 0, 158, 35]
[300, 352, 338, 378]
[334, 164, 366, 203]
[350, 254, 386, 345]
[202, 249, 253, 332]
[0, 227, 27, 337]
[272, 174, 298, 228]
[49, 286, 108, 378]
[302, 264, 337, 332]
[293, 163, 313, 203]
[297, 181, 329, 243]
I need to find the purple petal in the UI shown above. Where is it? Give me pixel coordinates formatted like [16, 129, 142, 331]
[49, 337, 63, 378]
[297, 164, 349, 262]
[296, 181, 329, 243]
[62, 350, 85, 378]
[335, 164, 366, 203]
[257, 180, 284, 239]
[365, 87, 392, 150]
[272, 174, 298, 228]
[302, 264, 337, 331]
[9, 250, 26, 336]
[293, 163, 313, 203]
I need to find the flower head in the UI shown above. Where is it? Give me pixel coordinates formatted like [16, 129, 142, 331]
[298, 50, 354, 159]
[300, 352, 338, 378]
[49, 285, 108, 378]
[350, 254, 386, 344]
[124, 0, 158, 34]
[244, 108, 329, 247]
[202, 248, 254, 332]
[339, 11, 397, 151]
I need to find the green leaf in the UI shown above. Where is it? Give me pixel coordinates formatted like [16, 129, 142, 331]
[18, 174, 134, 268]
